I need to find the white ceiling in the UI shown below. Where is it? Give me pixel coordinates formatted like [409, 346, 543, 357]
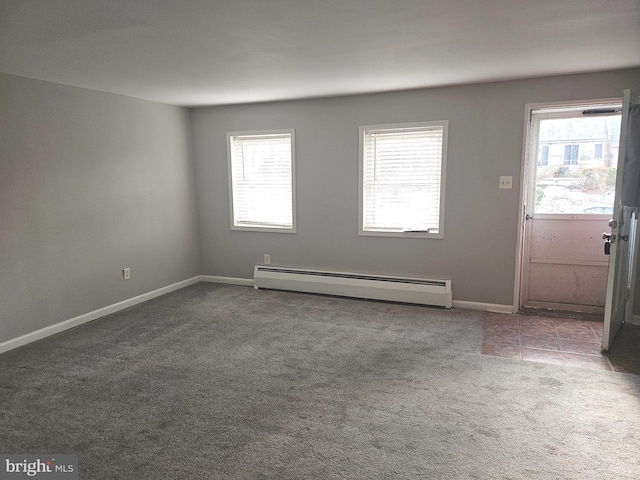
[1, 0, 639, 107]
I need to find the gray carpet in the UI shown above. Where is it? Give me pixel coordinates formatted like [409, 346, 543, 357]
[1, 283, 639, 479]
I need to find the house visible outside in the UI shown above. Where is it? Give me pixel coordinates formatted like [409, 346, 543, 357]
[535, 114, 621, 214]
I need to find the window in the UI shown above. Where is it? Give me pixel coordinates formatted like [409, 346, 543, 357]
[539, 145, 549, 166]
[359, 121, 448, 238]
[530, 102, 621, 214]
[563, 144, 579, 165]
[595, 143, 603, 159]
[227, 129, 295, 232]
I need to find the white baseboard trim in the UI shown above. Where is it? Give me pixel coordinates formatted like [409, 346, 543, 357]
[452, 300, 515, 314]
[0, 276, 202, 355]
[200, 275, 254, 287]
[1, 276, 514, 355]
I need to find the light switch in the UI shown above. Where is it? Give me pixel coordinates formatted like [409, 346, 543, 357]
[499, 176, 513, 189]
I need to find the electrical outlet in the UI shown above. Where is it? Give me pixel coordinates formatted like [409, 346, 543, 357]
[499, 176, 513, 189]
[264, 254, 271, 265]
[123, 267, 131, 280]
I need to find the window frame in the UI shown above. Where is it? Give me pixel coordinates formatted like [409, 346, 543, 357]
[358, 120, 448, 239]
[227, 128, 297, 233]
[526, 100, 622, 218]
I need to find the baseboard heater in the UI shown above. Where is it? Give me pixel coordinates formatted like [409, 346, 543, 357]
[253, 265, 452, 308]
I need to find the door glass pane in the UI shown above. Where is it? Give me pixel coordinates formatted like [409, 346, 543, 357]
[534, 114, 621, 214]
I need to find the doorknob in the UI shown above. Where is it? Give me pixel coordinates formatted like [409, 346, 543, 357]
[602, 232, 612, 255]
[603, 232, 612, 255]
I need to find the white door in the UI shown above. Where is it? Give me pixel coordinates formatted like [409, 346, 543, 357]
[521, 101, 623, 313]
[602, 89, 639, 350]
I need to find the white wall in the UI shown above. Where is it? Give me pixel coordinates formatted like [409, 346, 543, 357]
[192, 68, 640, 307]
[0, 73, 201, 344]
[2, 68, 639, 345]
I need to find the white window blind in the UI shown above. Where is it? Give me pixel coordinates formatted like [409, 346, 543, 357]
[360, 121, 447, 238]
[228, 130, 295, 231]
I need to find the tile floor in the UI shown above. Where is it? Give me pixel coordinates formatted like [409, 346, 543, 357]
[482, 312, 640, 374]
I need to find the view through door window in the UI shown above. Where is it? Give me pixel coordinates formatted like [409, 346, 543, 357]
[534, 110, 622, 214]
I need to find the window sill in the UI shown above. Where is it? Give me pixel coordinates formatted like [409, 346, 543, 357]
[231, 225, 296, 234]
[358, 230, 443, 239]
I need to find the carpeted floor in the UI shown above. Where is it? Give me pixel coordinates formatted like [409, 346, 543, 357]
[1, 283, 639, 479]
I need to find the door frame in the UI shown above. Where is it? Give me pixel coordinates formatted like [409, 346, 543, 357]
[514, 97, 623, 313]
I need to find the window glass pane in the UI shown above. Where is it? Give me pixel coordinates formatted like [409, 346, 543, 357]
[228, 131, 295, 230]
[361, 122, 447, 236]
[539, 145, 549, 166]
[534, 114, 621, 214]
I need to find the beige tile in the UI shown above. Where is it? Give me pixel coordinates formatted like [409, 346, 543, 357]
[554, 319, 595, 333]
[518, 316, 556, 328]
[519, 323, 557, 338]
[520, 336, 561, 351]
[482, 314, 639, 374]
[563, 353, 612, 371]
[556, 329, 599, 342]
[522, 348, 565, 366]
[560, 339, 603, 355]
[481, 344, 522, 359]
[483, 323, 519, 336]
[483, 331, 520, 346]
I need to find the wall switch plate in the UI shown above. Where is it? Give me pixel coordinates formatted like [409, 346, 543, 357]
[123, 267, 131, 280]
[264, 254, 270, 265]
[499, 176, 513, 189]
